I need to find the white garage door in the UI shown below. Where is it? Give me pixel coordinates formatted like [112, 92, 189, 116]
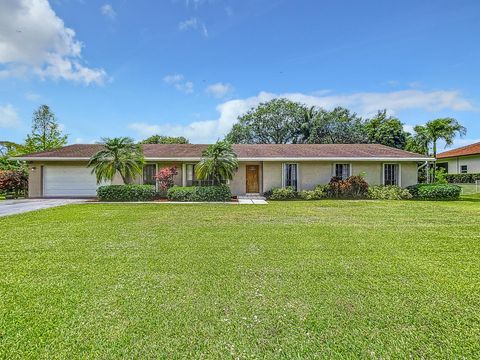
[43, 166, 108, 197]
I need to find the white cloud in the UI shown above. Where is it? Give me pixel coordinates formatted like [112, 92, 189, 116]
[0, 0, 107, 85]
[25, 92, 41, 101]
[163, 73, 194, 94]
[127, 89, 474, 143]
[178, 17, 208, 37]
[206, 82, 234, 98]
[0, 104, 21, 128]
[100, 4, 116, 19]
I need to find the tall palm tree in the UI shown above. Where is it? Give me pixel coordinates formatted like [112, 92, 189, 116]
[424, 118, 466, 159]
[195, 141, 238, 185]
[87, 137, 145, 184]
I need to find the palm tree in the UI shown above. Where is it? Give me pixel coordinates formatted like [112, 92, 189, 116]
[87, 137, 145, 184]
[195, 141, 238, 185]
[424, 118, 466, 159]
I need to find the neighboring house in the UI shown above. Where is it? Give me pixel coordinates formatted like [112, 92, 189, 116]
[436, 142, 480, 174]
[14, 144, 432, 198]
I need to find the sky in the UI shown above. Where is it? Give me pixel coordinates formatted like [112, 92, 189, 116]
[0, 0, 479, 150]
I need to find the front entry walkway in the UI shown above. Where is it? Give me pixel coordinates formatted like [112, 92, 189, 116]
[0, 199, 86, 217]
[237, 196, 267, 205]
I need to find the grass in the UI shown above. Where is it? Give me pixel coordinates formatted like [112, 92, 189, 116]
[1, 200, 480, 358]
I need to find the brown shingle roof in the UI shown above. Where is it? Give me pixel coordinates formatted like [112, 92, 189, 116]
[437, 142, 480, 159]
[15, 143, 429, 160]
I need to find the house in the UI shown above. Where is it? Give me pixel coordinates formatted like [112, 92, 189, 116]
[14, 144, 432, 198]
[436, 142, 480, 174]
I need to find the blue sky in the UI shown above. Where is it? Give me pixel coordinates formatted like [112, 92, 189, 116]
[1, 0, 479, 149]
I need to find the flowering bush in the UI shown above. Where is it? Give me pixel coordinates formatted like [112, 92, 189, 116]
[0, 170, 28, 198]
[327, 175, 369, 198]
[154, 166, 178, 191]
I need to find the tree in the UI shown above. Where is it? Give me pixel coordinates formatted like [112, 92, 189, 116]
[364, 110, 409, 149]
[87, 137, 145, 184]
[140, 135, 189, 144]
[24, 105, 67, 153]
[422, 118, 466, 159]
[405, 126, 430, 155]
[0, 141, 26, 170]
[195, 141, 239, 185]
[306, 107, 368, 144]
[225, 99, 307, 144]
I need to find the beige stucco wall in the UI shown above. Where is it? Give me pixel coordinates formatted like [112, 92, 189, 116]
[437, 155, 480, 174]
[27, 159, 420, 197]
[261, 160, 419, 193]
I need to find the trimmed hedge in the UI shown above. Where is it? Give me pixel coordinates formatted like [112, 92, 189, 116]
[97, 184, 156, 202]
[368, 185, 412, 200]
[298, 185, 328, 200]
[266, 187, 298, 200]
[406, 184, 461, 200]
[167, 185, 231, 202]
[445, 173, 480, 184]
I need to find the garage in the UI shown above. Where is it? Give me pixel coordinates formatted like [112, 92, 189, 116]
[43, 166, 107, 197]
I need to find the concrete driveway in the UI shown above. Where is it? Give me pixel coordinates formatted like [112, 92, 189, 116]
[0, 199, 86, 217]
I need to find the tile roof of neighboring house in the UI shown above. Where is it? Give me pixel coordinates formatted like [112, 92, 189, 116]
[437, 142, 480, 159]
[13, 143, 431, 161]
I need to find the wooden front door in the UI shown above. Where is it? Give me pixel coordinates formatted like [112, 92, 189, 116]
[246, 165, 259, 193]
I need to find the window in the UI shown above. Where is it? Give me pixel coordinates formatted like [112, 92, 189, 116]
[185, 164, 218, 186]
[143, 164, 156, 185]
[460, 165, 468, 174]
[334, 163, 351, 180]
[384, 164, 399, 186]
[283, 163, 298, 190]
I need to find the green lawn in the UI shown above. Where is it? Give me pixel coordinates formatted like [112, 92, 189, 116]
[1, 200, 480, 358]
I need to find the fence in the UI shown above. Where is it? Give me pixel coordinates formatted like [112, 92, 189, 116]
[452, 181, 480, 195]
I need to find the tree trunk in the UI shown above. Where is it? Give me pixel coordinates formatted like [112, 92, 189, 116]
[432, 140, 437, 182]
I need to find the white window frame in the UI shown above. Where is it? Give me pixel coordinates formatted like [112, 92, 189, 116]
[281, 163, 300, 191]
[460, 165, 468, 174]
[142, 163, 158, 190]
[333, 163, 352, 180]
[382, 163, 401, 186]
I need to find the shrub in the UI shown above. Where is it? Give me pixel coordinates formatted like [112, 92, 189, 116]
[0, 170, 28, 198]
[167, 185, 231, 202]
[266, 187, 298, 200]
[326, 175, 369, 199]
[406, 184, 461, 200]
[346, 175, 369, 198]
[445, 173, 480, 184]
[97, 184, 156, 201]
[368, 185, 412, 200]
[298, 185, 328, 200]
[155, 166, 178, 191]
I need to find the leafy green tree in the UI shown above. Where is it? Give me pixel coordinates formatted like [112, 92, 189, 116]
[306, 107, 368, 144]
[0, 141, 26, 170]
[140, 134, 189, 144]
[364, 110, 408, 149]
[87, 137, 145, 184]
[25, 105, 67, 153]
[195, 141, 239, 185]
[405, 126, 430, 155]
[225, 99, 307, 144]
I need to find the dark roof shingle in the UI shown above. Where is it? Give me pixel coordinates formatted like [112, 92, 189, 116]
[16, 143, 429, 160]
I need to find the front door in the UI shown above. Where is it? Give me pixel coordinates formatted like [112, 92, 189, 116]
[246, 165, 259, 193]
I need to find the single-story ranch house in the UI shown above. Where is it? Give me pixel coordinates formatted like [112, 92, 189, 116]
[436, 141, 480, 174]
[15, 143, 432, 198]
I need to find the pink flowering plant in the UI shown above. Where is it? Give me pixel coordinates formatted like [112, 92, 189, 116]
[154, 166, 178, 192]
